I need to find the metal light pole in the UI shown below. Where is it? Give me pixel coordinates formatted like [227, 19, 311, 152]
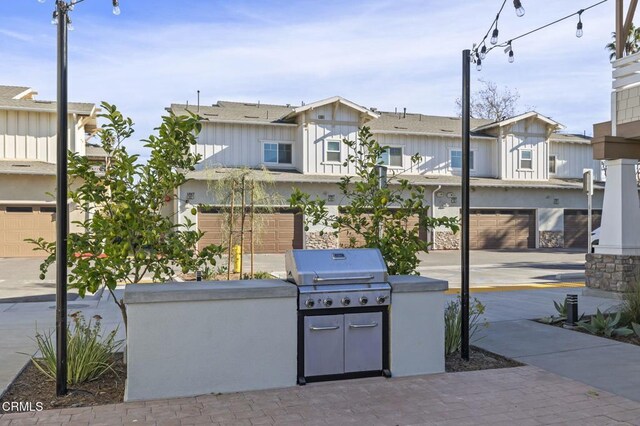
[460, 49, 471, 361]
[55, 0, 69, 396]
[41, 0, 121, 397]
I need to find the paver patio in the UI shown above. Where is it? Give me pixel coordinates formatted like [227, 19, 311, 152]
[2, 366, 640, 425]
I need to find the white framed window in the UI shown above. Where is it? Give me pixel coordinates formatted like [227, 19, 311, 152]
[519, 149, 533, 170]
[549, 155, 557, 174]
[380, 146, 403, 167]
[262, 141, 293, 165]
[449, 149, 475, 170]
[325, 140, 341, 163]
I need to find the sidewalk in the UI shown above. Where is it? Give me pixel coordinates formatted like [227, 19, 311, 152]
[469, 288, 640, 402]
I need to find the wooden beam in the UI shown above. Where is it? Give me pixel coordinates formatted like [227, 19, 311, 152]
[623, 0, 638, 48]
[617, 0, 625, 59]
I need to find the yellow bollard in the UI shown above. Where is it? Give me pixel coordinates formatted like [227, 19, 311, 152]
[233, 244, 242, 273]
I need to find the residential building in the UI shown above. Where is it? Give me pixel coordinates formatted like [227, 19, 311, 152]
[168, 96, 605, 253]
[0, 85, 98, 257]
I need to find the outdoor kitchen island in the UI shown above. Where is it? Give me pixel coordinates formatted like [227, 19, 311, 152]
[123, 250, 448, 402]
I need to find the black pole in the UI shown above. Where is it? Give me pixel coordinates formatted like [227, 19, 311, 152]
[55, 0, 69, 396]
[461, 49, 471, 361]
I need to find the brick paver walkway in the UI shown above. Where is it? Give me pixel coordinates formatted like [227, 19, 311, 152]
[2, 366, 640, 425]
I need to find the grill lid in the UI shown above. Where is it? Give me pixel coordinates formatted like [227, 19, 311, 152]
[285, 248, 388, 286]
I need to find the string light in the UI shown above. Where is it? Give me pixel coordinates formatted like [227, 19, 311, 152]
[490, 25, 499, 45]
[67, 16, 74, 31]
[576, 10, 584, 38]
[513, 0, 525, 17]
[113, 0, 121, 15]
[476, 58, 482, 71]
[471, 0, 607, 70]
[51, 10, 58, 25]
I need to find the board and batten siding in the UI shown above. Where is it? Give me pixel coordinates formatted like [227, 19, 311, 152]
[302, 104, 362, 175]
[193, 122, 297, 170]
[499, 120, 548, 180]
[0, 110, 84, 163]
[549, 142, 603, 180]
[373, 133, 497, 177]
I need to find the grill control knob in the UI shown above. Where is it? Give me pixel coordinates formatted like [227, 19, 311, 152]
[323, 298, 333, 307]
[305, 298, 315, 308]
[341, 297, 351, 306]
[359, 296, 368, 305]
[376, 295, 387, 305]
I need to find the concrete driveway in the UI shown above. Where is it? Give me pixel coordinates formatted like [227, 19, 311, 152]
[0, 248, 588, 300]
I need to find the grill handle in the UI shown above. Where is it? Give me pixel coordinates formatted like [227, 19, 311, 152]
[309, 325, 340, 331]
[312, 274, 375, 283]
[349, 322, 378, 329]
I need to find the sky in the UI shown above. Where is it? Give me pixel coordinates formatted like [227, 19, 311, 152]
[1, 0, 617, 161]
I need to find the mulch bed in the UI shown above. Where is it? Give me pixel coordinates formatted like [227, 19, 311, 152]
[1, 348, 520, 412]
[535, 317, 640, 346]
[0, 354, 125, 413]
[446, 346, 524, 372]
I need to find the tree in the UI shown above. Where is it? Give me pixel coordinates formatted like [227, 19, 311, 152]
[606, 24, 640, 60]
[29, 103, 224, 330]
[289, 127, 458, 275]
[455, 79, 521, 121]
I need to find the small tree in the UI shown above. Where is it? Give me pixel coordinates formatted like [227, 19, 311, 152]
[289, 127, 458, 275]
[455, 79, 521, 121]
[207, 167, 283, 279]
[29, 103, 224, 330]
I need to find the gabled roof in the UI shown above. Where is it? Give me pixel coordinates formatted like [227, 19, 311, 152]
[0, 98, 97, 115]
[549, 133, 592, 144]
[368, 112, 493, 138]
[168, 101, 296, 125]
[0, 160, 56, 176]
[472, 111, 564, 132]
[0, 85, 35, 100]
[281, 96, 380, 121]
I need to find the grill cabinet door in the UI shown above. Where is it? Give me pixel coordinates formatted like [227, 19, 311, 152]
[304, 315, 344, 377]
[344, 312, 383, 373]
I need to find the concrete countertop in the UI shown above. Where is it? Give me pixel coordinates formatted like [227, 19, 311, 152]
[388, 275, 448, 293]
[124, 279, 297, 304]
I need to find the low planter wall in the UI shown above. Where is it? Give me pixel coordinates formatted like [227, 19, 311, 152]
[124, 280, 297, 401]
[124, 275, 448, 401]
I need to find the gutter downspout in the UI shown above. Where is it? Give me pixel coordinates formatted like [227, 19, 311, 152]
[430, 185, 442, 248]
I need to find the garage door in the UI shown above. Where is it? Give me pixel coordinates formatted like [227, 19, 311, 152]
[470, 209, 535, 249]
[564, 210, 602, 249]
[339, 213, 426, 248]
[198, 208, 303, 254]
[0, 206, 56, 257]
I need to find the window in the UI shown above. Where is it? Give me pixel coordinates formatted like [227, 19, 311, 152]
[40, 207, 56, 213]
[520, 150, 533, 170]
[549, 155, 557, 174]
[450, 150, 474, 170]
[6, 206, 33, 213]
[263, 142, 292, 165]
[381, 147, 403, 167]
[325, 140, 341, 163]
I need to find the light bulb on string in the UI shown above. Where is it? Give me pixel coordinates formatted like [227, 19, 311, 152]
[480, 45, 487, 59]
[113, 0, 121, 15]
[576, 11, 583, 38]
[490, 27, 499, 45]
[508, 49, 514, 63]
[476, 58, 482, 71]
[505, 41, 514, 63]
[513, 0, 525, 17]
[51, 11, 58, 25]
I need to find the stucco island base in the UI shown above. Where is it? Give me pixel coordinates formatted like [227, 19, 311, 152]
[123, 276, 448, 402]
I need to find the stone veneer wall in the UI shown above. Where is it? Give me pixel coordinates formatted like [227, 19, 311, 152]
[585, 254, 640, 292]
[539, 231, 564, 248]
[434, 230, 460, 250]
[305, 231, 338, 249]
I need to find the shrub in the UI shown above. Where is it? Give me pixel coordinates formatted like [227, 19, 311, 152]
[577, 309, 633, 338]
[444, 296, 487, 355]
[29, 312, 123, 385]
[620, 274, 640, 326]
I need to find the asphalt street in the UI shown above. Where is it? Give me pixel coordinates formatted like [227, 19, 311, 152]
[0, 248, 589, 301]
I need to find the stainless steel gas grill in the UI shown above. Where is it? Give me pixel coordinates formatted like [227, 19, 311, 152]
[285, 248, 391, 384]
